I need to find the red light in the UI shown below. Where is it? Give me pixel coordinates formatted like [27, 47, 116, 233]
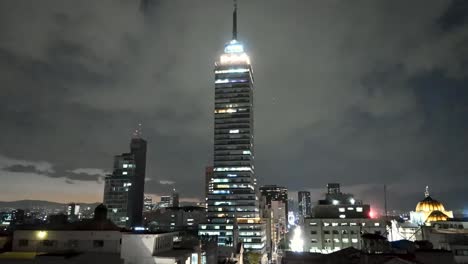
[369, 210, 375, 219]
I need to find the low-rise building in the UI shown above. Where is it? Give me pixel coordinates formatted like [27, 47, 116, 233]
[303, 217, 386, 253]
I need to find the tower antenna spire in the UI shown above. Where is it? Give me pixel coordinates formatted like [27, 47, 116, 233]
[425, 185, 430, 197]
[133, 123, 142, 138]
[232, 0, 238, 40]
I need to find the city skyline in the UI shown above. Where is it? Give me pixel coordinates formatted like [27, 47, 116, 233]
[0, 0, 467, 212]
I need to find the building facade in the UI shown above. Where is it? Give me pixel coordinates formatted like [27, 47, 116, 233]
[199, 3, 266, 253]
[103, 132, 147, 228]
[205, 166, 214, 200]
[303, 218, 386, 253]
[146, 206, 207, 232]
[298, 191, 311, 218]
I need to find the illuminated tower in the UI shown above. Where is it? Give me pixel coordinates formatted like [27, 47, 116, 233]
[199, 1, 265, 253]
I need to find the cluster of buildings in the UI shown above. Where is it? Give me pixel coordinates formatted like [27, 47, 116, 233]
[0, 2, 466, 264]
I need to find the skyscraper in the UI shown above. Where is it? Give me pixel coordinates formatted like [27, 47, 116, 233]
[298, 191, 312, 218]
[199, 2, 265, 253]
[104, 127, 147, 228]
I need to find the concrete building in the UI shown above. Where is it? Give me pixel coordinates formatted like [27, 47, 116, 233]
[12, 205, 122, 253]
[121, 232, 206, 264]
[103, 129, 147, 228]
[312, 183, 370, 219]
[303, 217, 386, 253]
[145, 206, 207, 232]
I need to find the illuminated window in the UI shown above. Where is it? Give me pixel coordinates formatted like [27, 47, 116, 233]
[332, 223, 338, 226]
[356, 207, 363, 212]
[352, 238, 358, 243]
[342, 238, 349, 243]
[374, 223, 380, 226]
[242, 150, 251, 155]
[339, 215, 346, 219]
[333, 238, 340, 243]
[347, 207, 354, 210]
[339, 208, 345, 212]
[122, 171, 128, 175]
[215, 68, 249, 74]
[122, 164, 128, 168]
[229, 129, 239, 134]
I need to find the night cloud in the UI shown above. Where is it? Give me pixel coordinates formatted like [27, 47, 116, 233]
[0, 0, 467, 209]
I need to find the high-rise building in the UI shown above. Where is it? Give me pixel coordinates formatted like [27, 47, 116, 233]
[199, 2, 265, 253]
[298, 191, 312, 218]
[205, 166, 214, 200]
[103, 127, 147, 228]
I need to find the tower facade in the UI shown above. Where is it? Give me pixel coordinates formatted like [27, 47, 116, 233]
[199, 2, 265, 253]
[104, 130, 147, 228]
[298, 191, 312, 218]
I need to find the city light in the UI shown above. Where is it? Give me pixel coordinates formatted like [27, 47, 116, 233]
[36, 231, 47, 240]
[369, 209, 376, 219]
[220, 53, 251, 65]
[350, 198, 355, 205]
[224, 40, 244, 53]
[332, 200, 339, 205]
[290, 226, 304, 252]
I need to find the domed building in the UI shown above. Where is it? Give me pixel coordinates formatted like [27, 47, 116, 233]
[410, 186, 453, 226]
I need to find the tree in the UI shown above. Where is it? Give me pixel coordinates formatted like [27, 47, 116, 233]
[244, 252, 262, 264]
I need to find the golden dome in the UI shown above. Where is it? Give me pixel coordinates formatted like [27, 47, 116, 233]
[426, 210, 449, 223]
[416, 196, 445, 212]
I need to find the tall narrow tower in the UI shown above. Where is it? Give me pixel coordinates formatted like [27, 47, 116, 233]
[199, 1, 265, 253]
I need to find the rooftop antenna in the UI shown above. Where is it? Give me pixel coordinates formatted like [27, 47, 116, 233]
[133, 123, 142, 138]
[232, 0, 238, 40]
[425, 185, 430, 198]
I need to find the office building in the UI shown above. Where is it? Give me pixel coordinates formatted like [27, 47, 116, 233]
[146, 206, 207, 232]
[298, 191, 311, 218]
[302, 184, 385, 253]
[312, 183, 370, 219]
[103, 128, 147, 228]
[199, 2, 266, 253]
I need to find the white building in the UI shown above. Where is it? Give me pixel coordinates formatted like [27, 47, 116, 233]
[13, 230, 121, 253]
[303, 218, 387, 253]
[121, 232, 202, 264]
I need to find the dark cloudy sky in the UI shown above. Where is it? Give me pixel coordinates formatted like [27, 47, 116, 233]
[0, 0, 467, 213]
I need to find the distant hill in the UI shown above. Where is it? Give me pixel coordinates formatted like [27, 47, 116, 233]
[0, 200, 100, 210]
